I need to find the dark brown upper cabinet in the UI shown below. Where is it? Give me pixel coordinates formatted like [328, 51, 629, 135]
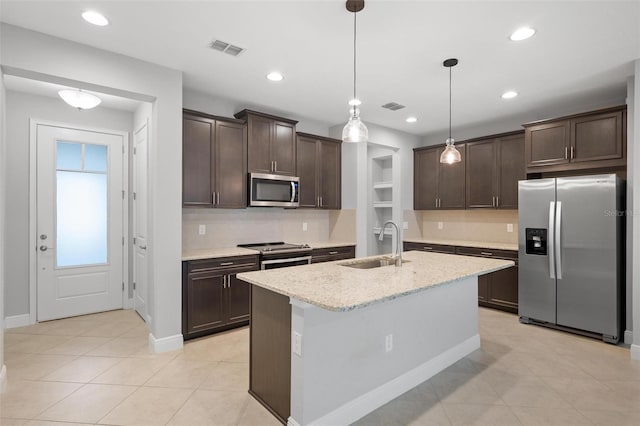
[524, 105, 626, 174]
[465, 132, 524, 210]
[234, 109, 298, 176]
[183, 110, 247, 208]
[296, 133, 342, 209]
[414, 144, 466, 210]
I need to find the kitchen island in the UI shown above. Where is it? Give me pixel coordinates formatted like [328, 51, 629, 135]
[237, 250, 513, 426]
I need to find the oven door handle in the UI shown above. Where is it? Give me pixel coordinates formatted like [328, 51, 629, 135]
[261, 255, 312, 270]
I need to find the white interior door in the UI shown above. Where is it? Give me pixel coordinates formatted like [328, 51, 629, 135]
[133, 121, 148, 321]
[36, 123, 124, 321]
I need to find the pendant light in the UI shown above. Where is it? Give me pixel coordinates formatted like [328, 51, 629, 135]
[342, 0, 368, 143]
[440, 58, 461, 164]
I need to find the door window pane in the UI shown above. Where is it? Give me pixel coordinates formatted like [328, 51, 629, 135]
[57, 142, 82, 170]
[56, 171, 108, 267]
[85, 144, 108, 172]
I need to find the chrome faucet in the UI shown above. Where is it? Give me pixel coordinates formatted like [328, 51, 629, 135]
[378, 220, 402, 267]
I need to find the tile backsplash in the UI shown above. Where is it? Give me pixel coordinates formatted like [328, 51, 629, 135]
[421, 210, 518, 244]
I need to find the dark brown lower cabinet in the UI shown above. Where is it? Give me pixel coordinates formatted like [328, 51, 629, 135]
[182, 255, 259, 340]
[311, 245, 355, 263]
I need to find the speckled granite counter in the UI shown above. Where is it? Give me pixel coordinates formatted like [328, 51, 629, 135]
[238, 250, 512, 311]
[404, 238, 518, 252]
[182, 247, 258, 261]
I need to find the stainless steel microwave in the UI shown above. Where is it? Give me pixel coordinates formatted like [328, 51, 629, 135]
[249, 173, 299, 207]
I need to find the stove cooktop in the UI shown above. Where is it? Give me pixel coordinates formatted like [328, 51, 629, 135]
[238, 242, 311, 253]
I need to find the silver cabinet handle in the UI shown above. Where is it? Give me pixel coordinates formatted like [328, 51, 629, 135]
[274, 161, 277, 172]
[329, 251, 339, 255]
[480, 252, 493, 256]
[227, 276, 231, 288]
[423, 247, 433, 250]
[320, 196, 323, 207]
[223, 275, 227, 289]
[220, 262, 234, 266]
[565, 146, 568, 160]
[492, 196, 495, 207]
[548, 201, 556, 279]
[555, 201, 562, 279]
[290, 181, 296, 203]
[496, 196, 499, 207]
[435, 198, 438, 208]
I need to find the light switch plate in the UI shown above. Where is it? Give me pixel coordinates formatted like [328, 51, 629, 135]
[402, 221, 408, 230]
[438, 222, 443, 230]
[198, 224, 206, 235]
[302, 222, 308, 231]
[293, 332, 302, 356]
[507, 223, 514, 233]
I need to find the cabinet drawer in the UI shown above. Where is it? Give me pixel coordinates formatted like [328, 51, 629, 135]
[187, 255, 259, 273]
[455, 246, 517, 262]
[311, 246, 355, 263]
[403, 242, 456, 254]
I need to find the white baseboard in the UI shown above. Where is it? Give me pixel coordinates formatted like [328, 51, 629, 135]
[301, 334, 481, 426]
[0, 365, 7, 393]
[624, 330, 633, 345]
[631, 344, 640, 360]
[4, 314, 31, 329]
[148, 332, 183, 353]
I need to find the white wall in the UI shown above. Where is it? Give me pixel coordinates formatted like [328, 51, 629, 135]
[1, 23, 183, 349]
[183, 88, 331, 137]
[1, 71, 7, 392]
[3, 90, 134, 318]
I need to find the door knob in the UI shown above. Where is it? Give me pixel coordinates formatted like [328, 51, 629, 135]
[40, 234, 48, 240]
[39, 245, 48, 252]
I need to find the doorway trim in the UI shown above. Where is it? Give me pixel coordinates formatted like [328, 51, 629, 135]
[29, 119, 129, 324]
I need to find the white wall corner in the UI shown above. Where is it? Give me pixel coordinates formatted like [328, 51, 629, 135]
[0, 365, 6, 393]
[148, 332, 183, 353]
[631, 344, 640, 360]
[4, 314, 31, 329]
[625, 329, 633, 345]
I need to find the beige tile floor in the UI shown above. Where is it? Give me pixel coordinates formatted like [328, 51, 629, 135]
[2, 308, 639, 425]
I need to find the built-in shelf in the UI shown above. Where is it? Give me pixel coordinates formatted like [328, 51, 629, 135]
[373, 202, 393, 208]
[373, 181, 393, 189]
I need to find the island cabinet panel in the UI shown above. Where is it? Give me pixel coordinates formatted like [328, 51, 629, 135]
[413, 144, 466, 210]
[182, 255, 259, 340]
[250, 285, 291, 424]
[311, 245, 355, 263]
[235, 109, 298, 176]
[295, 133, 342, 209]
[403, 241, 456, 254]
[524, 105, 626, 174]
[183, 110, 247, 208]
[455, 246, 518, 313]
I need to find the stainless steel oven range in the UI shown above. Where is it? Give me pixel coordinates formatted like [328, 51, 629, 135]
[238, 242, 312, 270]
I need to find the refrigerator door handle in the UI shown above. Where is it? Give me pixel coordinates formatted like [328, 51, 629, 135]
[548, 201, 556, 279]
[555, 201, 562, 279]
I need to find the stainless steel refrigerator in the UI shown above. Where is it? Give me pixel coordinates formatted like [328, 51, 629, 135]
[518, 174, 624, 343]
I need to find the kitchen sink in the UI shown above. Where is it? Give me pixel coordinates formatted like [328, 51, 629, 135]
[339, 257, 410, 269]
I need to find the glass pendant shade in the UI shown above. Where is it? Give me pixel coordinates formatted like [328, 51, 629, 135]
[342, 112, 368, 143]
[58, 89, 101, 110]
[440, 138, 462, 164]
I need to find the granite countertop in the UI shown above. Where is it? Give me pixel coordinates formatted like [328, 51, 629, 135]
[404, 238, 518, 252]
[182, 247, 259, 261]
[237, 251, 513, 312]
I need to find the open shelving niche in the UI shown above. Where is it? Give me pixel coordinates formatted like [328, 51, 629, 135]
[368, 145, 401, 256]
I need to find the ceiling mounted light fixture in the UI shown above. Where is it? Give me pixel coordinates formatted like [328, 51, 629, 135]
[266, 72, 284, 82]
[406, 117, 417, 123]
[501, 90, 518, 99]
[440, 58, 462, 165]
[58, 89, 102, 110]
[510, 27, 535, 41]
[81, 10, 109, 26]
[342, 0, 368, 143]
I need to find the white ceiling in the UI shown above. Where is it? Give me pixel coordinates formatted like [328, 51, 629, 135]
[1, 1, 639, 135]
[2, 74, 142, 112]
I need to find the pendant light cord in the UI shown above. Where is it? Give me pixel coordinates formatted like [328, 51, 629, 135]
[353, 10, 357, 118]
[449, 65, 452, 141]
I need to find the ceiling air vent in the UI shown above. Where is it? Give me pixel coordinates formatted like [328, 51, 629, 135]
[209, 40, 245, 56]
[381, 102, 406, 111]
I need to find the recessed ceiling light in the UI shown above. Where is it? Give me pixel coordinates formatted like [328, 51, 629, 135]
[348, 98, 362, 106]
[82, 11, 109, 26]
[406, 117, 417, 123]
[501, 91, 518, 99]
[58, 89, 102, 110]
[266, 72, 284, 82]
[510, 27, 535, 41]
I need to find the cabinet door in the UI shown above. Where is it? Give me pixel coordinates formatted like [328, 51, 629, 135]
[186, 271, 225, 335]
[496, 133, 525, 209]
[466, 140, 496, 208]
[414, 148, 439, 210]
[272, 121, 296, 176]
[296, 136, 319, 208]
[215, 121, 247, 208]
[183, 115, 213, 206]
[318, 139, 341, 209]
[525, 120, 570, 168]
[478, 274, 489, 302]
[570, 111, 623, 163]
[226, 273, 251, 324]
[248, 115, 273, 174]
[487, 266, 518, 312]
[438, 144, 466, 209]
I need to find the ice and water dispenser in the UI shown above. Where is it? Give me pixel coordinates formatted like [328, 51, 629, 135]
[525, 228, 548, 255]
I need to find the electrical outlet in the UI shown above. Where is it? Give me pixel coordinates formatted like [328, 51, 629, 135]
[198, 224, 206, 235]
[385, 334, 393, 352]
[507, 223, 514, 233]
[403, 221, 408, 230]
[302, 222, 308, 231]
[438, 222, 444, 230]
[293, 332, 302, 356]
